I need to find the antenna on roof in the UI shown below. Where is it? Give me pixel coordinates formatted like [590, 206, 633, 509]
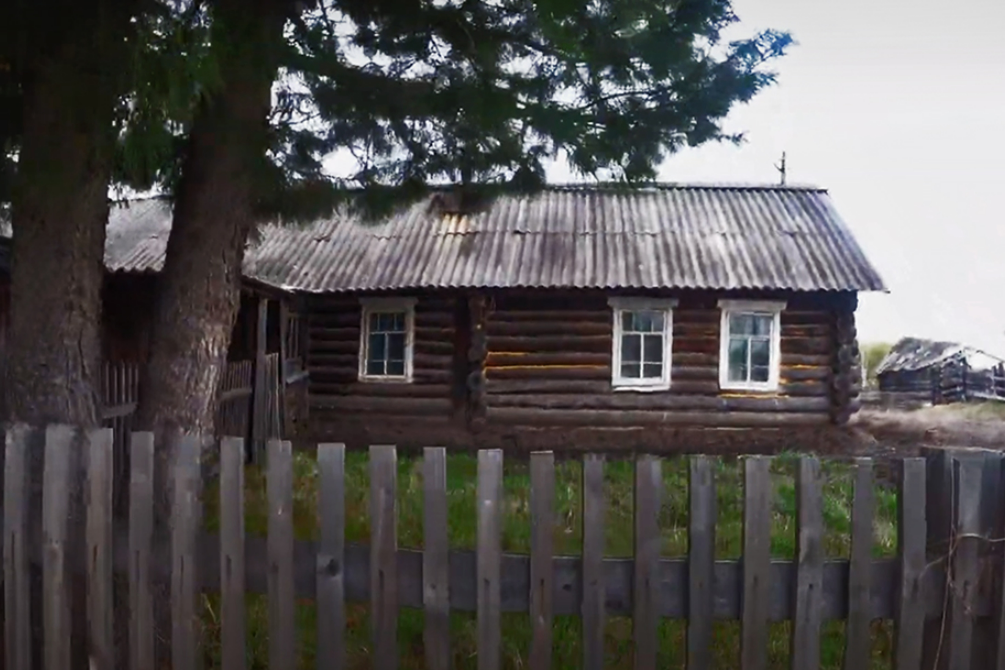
[774, 151, 787, 186]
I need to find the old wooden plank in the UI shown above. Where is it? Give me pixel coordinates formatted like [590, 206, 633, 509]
[252, 296, 269, 460]
[634, 454, 661, 670]
[128, 432, 155, 670]
[220, 436, 246, 670]
[484, 408, 829, 428]
[947, 457, 983, 670]
[742, 456, 772, 670]
[370, 445, 399, 670]
[268, 439, 296, 668]
[43, 424, 74, 670]
[791, 456, 824, 670]
[581, 453, 605, 670]
[317, 442, 347, 670]
[688, 456, 716, 670]
[844, 458, 875, 670]
[920, 448, 951, 670]
[86, 428, 115, 670]
[478, 449, 504, 670]
[172, 434, 202, 670]
[423, 447, 450, 670]
[894, 457, 927, 670]
[4, 424, 32, 670]
[530, 451, 555, 670]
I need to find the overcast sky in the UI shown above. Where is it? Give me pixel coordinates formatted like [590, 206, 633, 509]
[561, 0, 1005, 352]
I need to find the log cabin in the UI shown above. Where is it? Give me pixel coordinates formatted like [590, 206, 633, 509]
[876, 337, 1005, 404]
[243, 183, 886, 451]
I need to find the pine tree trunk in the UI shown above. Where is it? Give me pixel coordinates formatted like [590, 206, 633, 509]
[131, 1, 292, 665]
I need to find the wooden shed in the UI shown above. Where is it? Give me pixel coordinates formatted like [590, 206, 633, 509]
[876, 337, 1005, 404]
[243, 183, 886, 450]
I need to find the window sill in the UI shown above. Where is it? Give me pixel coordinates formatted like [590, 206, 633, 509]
[719, 383, 779, 394]
[358, 375, 413, 384]
[612, 383, 671, 393]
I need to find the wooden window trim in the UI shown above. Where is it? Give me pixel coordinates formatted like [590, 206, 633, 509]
[608, 297, 677, 392]
[358, 297, 417, 383]
[717, 299, 786, 392]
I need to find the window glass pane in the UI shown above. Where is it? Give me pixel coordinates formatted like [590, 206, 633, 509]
[729, 313, 754, 336]
[391, 312, 405, 331]
[751, 365, 771, 383]
[621, 334, 642, 363]
[642, 362, 663, 379]
[750, 338, 771, 369]
[369, 312, 381, 332]
[386, 359, 405, 376]
[632, 311, 650, 332]
[642, 334, 664, 365]
[621, 311, 636, 332]
[728, 338, 748, 382]
[751, 314, 773, 337]
[387, 333, 406, 363]
[646, 310, 664, 332]
[621, 362, 641, 379]
[366, 359, 385, 376]
[368, 333, 386, 362]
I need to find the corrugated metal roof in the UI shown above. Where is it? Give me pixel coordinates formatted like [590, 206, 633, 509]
[245, 183, 885, 293]
[876, 337, 1005, 375]
[11, 183, 887, 294]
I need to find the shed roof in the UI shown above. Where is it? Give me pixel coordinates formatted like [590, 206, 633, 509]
[875, 337, 1005, 375]
[13, 183, 888, 294]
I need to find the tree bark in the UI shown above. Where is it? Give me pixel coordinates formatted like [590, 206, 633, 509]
[134, 0, 291, 438]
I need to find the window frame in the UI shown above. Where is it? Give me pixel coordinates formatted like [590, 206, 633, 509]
[717, 299, 786, 392]
[358, 297, 417, 383]
[608, 297, 677, 392]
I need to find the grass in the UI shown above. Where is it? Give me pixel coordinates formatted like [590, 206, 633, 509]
[200, 451, 900, 669]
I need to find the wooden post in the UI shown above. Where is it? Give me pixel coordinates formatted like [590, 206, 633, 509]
[251, 296, 269, 462]
[466, 293, 489, 428]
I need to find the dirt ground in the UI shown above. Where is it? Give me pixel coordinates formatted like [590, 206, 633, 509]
[850, 402, 1005, 457]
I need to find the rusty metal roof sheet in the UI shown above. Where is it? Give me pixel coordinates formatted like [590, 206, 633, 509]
[67, 183, 885, 293]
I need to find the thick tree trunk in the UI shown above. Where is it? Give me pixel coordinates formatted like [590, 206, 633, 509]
[131, 1, 291, 665]
[134, 0, 289, 438]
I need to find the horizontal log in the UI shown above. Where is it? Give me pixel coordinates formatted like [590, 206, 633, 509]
[781, 354, 830, 367]
[489, 394, 829, 413]
[413, 340, 456, 357]
[73, 527, 953, 620]
[486, 380, 613, 394]
[782, 337, 831, 356]
[486, 335, 611, 354]
[309, 327, 360, 342]
[779, 382, 829, 398]
[672, 352, 718, 367]
[668, 380, 721, 395]
[489, 321, 612, 337]
[310, 340, 358, 355]
[489, 310, 609, 323]
[487, 352, 609, 368]
[780, 367, 831, 382]
[308, 352, 453, 371]
[413, 313, 454, 328]
[779, 311, 830, 325]
[672, 324, 718, 338]
[672, 311, 720, 326]
[486, 407, 830, 428]
[781, 324, 831, 338]
[487, 366, 612, 381]
[309, 395, 454, 415]
[672, 366, 718, 381]
[310, 368, 452, 385]
[309, 312, 360, 328]
[670, 336, 720, 355]
[309, 383, 452, 398]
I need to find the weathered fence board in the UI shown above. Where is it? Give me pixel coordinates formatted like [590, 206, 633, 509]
[8, 426, 1005, 670]
[317, 442, 346, 670]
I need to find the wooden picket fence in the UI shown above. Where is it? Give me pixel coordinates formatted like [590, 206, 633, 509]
[5, 427, 1005, 669]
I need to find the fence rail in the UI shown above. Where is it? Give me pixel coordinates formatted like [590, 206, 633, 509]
[4, 427, 1005, 669]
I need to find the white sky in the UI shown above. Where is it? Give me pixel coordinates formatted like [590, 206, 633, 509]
[325, 0, 1005, 353]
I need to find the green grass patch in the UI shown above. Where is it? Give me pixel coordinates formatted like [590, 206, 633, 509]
[200, 451, 898, 669]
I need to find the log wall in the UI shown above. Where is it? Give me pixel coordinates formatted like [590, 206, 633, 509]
[307, 293, 462, 424]
[481, 290, 849, 429]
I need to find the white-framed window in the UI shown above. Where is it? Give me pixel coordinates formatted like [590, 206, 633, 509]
[609, 297, 676, 391]
[358, 297, 416, 382]
[718, 299, 785, 391]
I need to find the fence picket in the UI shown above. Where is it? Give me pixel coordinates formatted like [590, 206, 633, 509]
[371, 445, 399, 670]
[687, 456, 716, 670]
[268, 439, 296, 669]
[129, 432, 155, 670]
[742, 456, 772, 670]
[894, 457, 926, 670]
[43, 425, 74, 670]
[477, 449, 503, 670]
[86, 428, 114, 670]
[171, 434, 202, 670]
[423, 447, 450, 670]
[581, 453, 606, 670]
[4, 424, 32, 670]
[530, 451, 555, 670]
[948, 457, 983, 670]
[844, 458, 874, 670]
[634, 454, 661, 670]
[220, 436, 246, 670]
[791, 457, 824, 670]
[318, 443, 346, 670]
